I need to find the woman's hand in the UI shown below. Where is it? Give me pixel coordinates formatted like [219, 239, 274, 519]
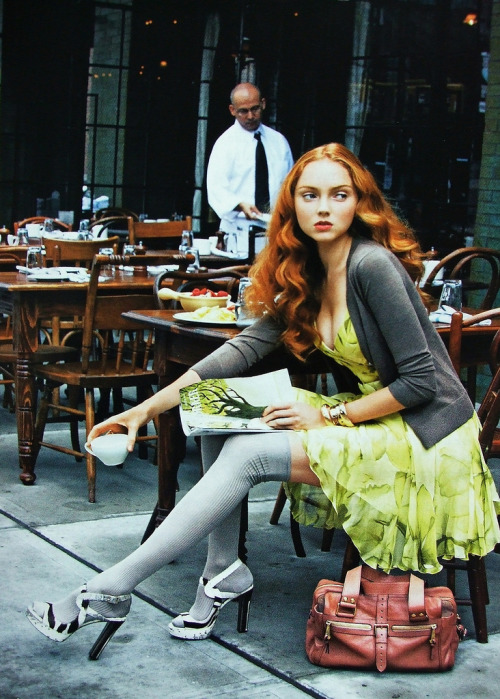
[261, 401, 325, 431]
[86, 405, 149, 453]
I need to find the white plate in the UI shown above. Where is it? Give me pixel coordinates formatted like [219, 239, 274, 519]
[173, 312, 236, 326]
[26, 271, 72, 282]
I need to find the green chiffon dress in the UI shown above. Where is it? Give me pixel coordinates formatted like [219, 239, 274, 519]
[284, 314, 500, 574]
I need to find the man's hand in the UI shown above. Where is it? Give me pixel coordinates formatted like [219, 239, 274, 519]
[239, 202, 263, 220]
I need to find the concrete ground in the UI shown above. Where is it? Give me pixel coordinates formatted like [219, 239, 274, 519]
[1, 403, 499, 699]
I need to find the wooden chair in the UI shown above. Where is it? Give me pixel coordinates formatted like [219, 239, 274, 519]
[421, 246, 500, 310]
[0, 330, 80, 418]
[0, 251, 22, 272]
[13, 217, 72, 234]
[423, 248, 500, 402]
[433, 307, 500, 642]
[87, 217, 129, 238]
[33, 254, 164, 503]
[128, 216, 192, 249]
[0, 235, 87, 412]
[43, 236, 120, 267]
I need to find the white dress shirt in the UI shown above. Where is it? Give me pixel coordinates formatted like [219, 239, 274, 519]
[207, 121, 293, 252]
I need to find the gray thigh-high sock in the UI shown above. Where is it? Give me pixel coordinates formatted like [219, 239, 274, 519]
[80, 431, 292, 607]
[184, 435, 246, 622]
[200, 434, 242, 579]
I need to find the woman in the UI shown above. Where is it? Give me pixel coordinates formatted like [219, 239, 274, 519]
[27, 143, 500, 653]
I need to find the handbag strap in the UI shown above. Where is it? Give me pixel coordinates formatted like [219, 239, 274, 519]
[337, 566, 429, 622]
[408, 573, 429, 622]
[336, 565, 362, 617]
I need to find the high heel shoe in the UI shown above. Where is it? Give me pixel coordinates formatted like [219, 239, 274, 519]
[169, 559, 253, 641]
[26, 584, 131, 660]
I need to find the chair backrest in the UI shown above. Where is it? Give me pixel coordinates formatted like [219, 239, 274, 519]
[43, 236, 120, 267]
[128, 216, 193, 247]
[87, 216, 129, 238]
[422, 247, 500, 310]
[14, 217, 72, 234]
[94, 207, 139, 221]
[476, 352, 500, 460]
[447, 308, 500, 375]
[154, 265, 250, 309]
[81, 254, 173, 374]
[0, 251, 21, 271]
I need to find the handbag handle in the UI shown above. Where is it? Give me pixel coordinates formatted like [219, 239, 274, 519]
[338, 566, 429, 622]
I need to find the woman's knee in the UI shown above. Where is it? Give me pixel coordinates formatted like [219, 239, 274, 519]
[218, 432, 292, 485]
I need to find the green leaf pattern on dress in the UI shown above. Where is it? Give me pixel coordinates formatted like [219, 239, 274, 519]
[284, 314, 500, 573]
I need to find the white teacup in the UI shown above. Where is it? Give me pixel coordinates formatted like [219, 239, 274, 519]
[85, 433, 129, 466]
[26, 223, 42, 239]
[7, 234, 19, 246]
[193, 238, 211, 255]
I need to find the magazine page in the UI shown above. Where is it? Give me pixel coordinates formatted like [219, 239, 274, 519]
[179, 369, 293, 436]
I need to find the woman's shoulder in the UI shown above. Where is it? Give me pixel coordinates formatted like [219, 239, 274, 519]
[349, 237, 399, 269]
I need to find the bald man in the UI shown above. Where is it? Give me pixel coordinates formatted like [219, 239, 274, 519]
[207, 83, 293, 256]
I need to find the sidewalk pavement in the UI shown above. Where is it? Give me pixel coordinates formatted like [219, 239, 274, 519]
[1, 422, 499, 699]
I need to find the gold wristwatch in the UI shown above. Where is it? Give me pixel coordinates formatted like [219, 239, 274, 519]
[321, 401, 354, 427]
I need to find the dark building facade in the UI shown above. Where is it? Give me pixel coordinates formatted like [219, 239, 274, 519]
[0, 0, 498, 256]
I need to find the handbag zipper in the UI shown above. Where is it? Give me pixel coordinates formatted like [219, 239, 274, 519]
[392, 623, 437, 657]
[324, 619, 372, 639]
[325, 621, 437, 651]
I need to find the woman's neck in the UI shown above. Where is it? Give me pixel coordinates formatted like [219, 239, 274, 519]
[318, 234, 352, 277]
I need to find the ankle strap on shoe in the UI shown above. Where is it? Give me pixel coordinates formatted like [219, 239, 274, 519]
[204, 559, 245, 599]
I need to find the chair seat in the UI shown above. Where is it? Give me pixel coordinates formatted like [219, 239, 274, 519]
[0, 343, 79, 364]
[36, 359, 157, 389]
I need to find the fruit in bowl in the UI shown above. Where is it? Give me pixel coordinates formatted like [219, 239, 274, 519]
[157, 286, 230, 312]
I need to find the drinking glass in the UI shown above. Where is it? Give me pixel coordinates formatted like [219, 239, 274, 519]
[186, 247, 200, 272]
[17, 228, 29, 245]
[235, 277, 254, 327]
[99, 247, 115, 277]
[438, 279, 462, 311]
[26, 246, 44, 269]
[179, 230, 193, 253]
[42, 219, 54, 234]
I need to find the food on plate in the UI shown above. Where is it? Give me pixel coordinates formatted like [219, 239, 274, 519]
[186, 306, 236, 322]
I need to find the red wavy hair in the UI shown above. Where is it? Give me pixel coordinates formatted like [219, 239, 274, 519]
[246, 142, 425, 359]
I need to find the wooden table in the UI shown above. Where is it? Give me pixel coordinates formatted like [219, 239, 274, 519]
[0, 269, 157, 486]
[122, 308, 500, 538]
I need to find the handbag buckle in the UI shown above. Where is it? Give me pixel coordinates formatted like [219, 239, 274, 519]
[336, 595, 357, 617]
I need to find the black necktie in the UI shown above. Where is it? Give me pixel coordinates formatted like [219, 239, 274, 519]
[254, 132, 269, 212]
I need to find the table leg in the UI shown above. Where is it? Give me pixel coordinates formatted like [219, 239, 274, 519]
[15, 353, 37, 485]
[141, 406, 184, 542]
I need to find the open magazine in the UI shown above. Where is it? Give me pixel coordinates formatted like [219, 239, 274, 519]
[179, 369, 293, 436]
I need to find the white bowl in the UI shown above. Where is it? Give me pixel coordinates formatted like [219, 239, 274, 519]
[86, 433, 129, 466]
[179, 294, 228, 312]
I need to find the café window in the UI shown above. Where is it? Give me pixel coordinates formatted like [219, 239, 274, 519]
[83, 1, 132, 215]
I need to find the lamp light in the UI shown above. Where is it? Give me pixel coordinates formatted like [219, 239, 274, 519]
[463, 14, 478, 26]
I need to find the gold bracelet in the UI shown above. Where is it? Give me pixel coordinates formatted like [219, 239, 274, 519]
[321, 401, 354, 427]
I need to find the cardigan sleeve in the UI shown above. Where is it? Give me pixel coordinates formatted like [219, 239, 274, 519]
[191, 314, 285, 379]
[348, 245, 437, 408]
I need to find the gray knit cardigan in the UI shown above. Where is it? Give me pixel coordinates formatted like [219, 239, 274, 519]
[193, 236, 473, 449]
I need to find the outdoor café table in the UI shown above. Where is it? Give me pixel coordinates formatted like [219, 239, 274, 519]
[122, 308, 500, 540]
[145, 249, 248, 269]
[0, 267, 162, 487]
